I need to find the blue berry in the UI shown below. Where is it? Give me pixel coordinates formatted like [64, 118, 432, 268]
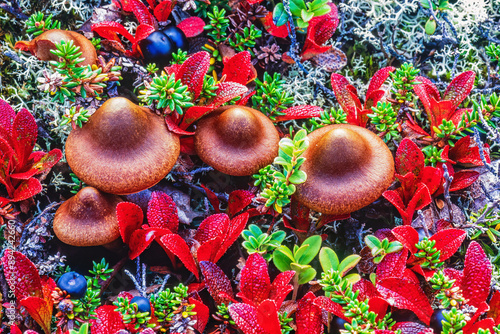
[57, 272, 87, 299]
[131, 296, 151, 314]
[161, 26, 188, 51]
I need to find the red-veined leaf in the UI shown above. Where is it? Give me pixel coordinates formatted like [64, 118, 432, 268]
[177, 17, 205, 37]
[164, 115, 195, 135]
[215, 212, 249, 262]
[269, 270, 295, 307]
[0, 99, 16, 134]
[237, 253, 271, 306]
[91, 21, 135, 43]
[376, 249, 408, 280]
[377, 278, 433, 325]
[261, 12, 289, 38]
[116, 202, 144, 244]
[147, 191, 179, 233]
[313, 296, 346, 320]
[200, 184, 220, 213]
[90, 305, 125, 334]
[295, 292, 323, 334]
[128, 228, 158, 259]
[365, 67, 396, 105]
[189, 298, 209, 333]
[200, 261, 234, 305]
[11, 178, 43, 202]
[153, 0, 174, 22]
[462, 241, 492, 308]
[177, 51, 210, 99]
[12, 109, 37, 169]
[449, 170, 479, 192]
[273, 105, 322, 122]
[159, 234, 199, 279]
[330, 74, 362, 125]
[429, 228, 466, 261]
[443, 71, 475, 108]
[2, 249, 42, 300]
[210, 82, 248, 108]
[19, 297, 53, 334]
[197, 236, 222, 263]
[194, 213, 229, 243]
[222, 52, 252, 85]
[227, 190, 254, 218]
[228, 303, 267, 334]
[392, 226, 419, 254]
[256, 300, 281, 334]
[396, 138, 425, 177]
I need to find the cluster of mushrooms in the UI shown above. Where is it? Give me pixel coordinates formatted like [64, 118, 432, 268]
[24, 29, 395, 249]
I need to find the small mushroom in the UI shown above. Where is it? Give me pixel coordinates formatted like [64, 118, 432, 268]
[53, 187, 123, 246]
[194, 105, 279, 176]
[294, 124, 394, 215]
[15, 29, 97, 67]
[66, 97, 180, 195]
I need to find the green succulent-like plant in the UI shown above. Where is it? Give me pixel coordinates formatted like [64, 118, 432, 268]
[252, 72, 294, 121]
[429, 270, 464, 308]
[309, 108, 347, 131]
[486, 44, 500, 62]
[389, 63, 421, 103]
[204, 6, 230, 44]
[367, 101, 400, 142]
[415, 237, 443, 269]
[69, 323, 89, 334]
[422, 145, 446, 167]
[115, 296, 153, 330]
[151, 284, 188, 324]
[241, 224, 286, 261]
[229, 25, 263, 53]
[139, 73, 193, 114]
[319, 247, 361, 288]
[273, 0, 331, 29]
[26, 11, 61, 37]
[364, 235, 403, 264]
[273, 235, 322, 285]
[442, 307, 467, 334]
[253, 129, 309, 213]
[61, 106, 89, 129]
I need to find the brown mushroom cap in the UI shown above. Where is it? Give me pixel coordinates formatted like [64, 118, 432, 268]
[66, 97, 180, 195]
[294, 124, 394, 215]
[194, 105, 279, 176]
[53, 187, 123, 246]
[14, 29, 97, 67]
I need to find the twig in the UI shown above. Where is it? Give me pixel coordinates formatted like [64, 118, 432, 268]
[441, 164, 454, 223]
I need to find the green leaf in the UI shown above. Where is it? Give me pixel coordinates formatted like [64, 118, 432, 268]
[338, 255, 361, 277]
[386, 241, 403, 254]
[273, 246, 294, 272]
[301, 9, 314, 23]
[344, 273, 361, 285]
[319, 247, 339, 273]
[273, 3, 289, 27]
[311, 5, 331, 17]
[364, 235, 382, 249]
[290, 262, 311, 273]
[288, 170, 307, 184]
[293, 244, 310, 262]
[296, 235, 322, 265]
[298, 267, 316, 284]
[289, 0, 307, 16]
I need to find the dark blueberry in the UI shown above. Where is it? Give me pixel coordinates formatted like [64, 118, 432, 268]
[131, 296, 151, 314]
[161, 26, 188, 51]
[57, 272, 87, 299]
[430, 309, 446, 333]
[328, 316, 348, 334]
[138, 31, 175, 68]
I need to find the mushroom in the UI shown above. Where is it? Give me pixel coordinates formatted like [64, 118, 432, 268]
[66, 97, 180, 195]
[194, 105, 279, 176]
[53, 187, 124, 246]
[15, 29, 97, 67]
[294, 124, 394, 215]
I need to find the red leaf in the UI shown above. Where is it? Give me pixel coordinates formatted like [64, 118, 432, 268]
[179, 105, 214, 129]
[443, 71, 475, 108]
[177, 17, 205, 37]
[222, 52, 252, 85]
[353, 278, 381, 300]
[210, 82, 248, 108]
[330, 74, 362, 125]
[365, 67, 396, 107]
[90, 305, 125, 334]
[194, 213, 229, 243]
[487, 291, 500, 325]
[256, 300, 282, 334]
[117, 202, 143, 244]
[215, 212, 249, 262]
[301, 4, 338, 60]
[197, 235, 222, 263]
[448, 136, 485, 166]
[295, 292, 323, 334]
[0, 99, 16, 135]
[383, 190, 408, 222]
[147, 191, 179, 233]
[159, 234, 199, 279]
[91, 22, 135, 44]
[449, 170, 479, 192]
[164, 114, 195, 135]
[429, 98, 455, 133]
[122, 0, 156, 27]
[392, 226, 419, 254]
[11, 178, 43, 202]
[2, 249, 42, 300]
[273, 105, 323, 122]
[429, 228, 466, 261]
[153, 0, 174, 22]
[376, 249, 408, 280]
[200, 261, 234, 305]
[200, 184, 220, 213]
[12, 109, 37, 169]
[189, 298, 209, 333]
[128, 228, 157, 259]
[404, 183, 432, 225]
[131, 24, 156, 55]
[261, 12, 289, 38]
[227, 190, 254, 218]
[229, 303, 267, 334]
[269, 270, 295, 307]
[237, 253, 271, 306]
[413, 77, 439, 117]
[177, 51, 210, 100]
[313, 296, 346, 319]
[19, 297, 53, 334]
[377, 278, 433, 325]
[465, 318, 494, 334]
[462, 241, 492, 308]
[11, 149, 63, 180]
[368, 297, 389, 321]
[396, 139, 425, 177]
